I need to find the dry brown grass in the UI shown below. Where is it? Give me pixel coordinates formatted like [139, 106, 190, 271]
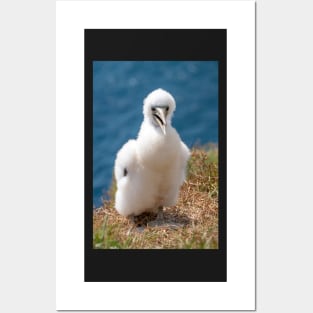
[93, 145, 218, 249]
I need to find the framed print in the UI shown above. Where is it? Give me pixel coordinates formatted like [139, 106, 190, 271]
[57, 0, 255, 310]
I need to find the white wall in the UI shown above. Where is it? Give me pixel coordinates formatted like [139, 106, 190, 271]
[0, 0, 312, 312]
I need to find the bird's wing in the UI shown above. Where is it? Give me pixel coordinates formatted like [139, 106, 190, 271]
[114, 139, 137, 183]
[180, 141, 191, 183]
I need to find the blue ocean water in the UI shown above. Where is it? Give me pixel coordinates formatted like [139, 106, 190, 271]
[93, 61, 218, 207]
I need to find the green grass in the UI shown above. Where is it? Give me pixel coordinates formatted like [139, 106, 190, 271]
[93, 144, 218, 249]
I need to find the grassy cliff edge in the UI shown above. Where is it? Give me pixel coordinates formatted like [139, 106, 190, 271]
[93, 144, 218, 249]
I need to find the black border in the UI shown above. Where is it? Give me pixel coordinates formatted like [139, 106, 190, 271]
[85, 29, 227, 282]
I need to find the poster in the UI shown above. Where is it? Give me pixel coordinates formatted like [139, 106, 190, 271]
[56, 1, 255, 310]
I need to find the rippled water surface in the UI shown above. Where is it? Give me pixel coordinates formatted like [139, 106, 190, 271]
[93, 61, 218, 206]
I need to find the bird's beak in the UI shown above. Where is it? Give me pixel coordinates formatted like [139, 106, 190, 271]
[153, 108, 167, 135]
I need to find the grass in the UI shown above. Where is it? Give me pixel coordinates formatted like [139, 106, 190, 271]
[93, 144, 218, 249]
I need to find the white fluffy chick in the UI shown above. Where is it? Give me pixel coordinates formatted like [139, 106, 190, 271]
[114, 88, 190, 218]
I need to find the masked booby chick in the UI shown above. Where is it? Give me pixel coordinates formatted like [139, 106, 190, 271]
[114, 88, 190, 219]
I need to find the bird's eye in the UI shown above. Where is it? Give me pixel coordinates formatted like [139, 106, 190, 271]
[166, 106, 169, 111]
[151, 107, 156, 112]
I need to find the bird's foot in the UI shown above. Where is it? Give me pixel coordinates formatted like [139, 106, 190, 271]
[156, 206, 164, 221]
[148, 206, 184, 229]
[126, 214, 148, 233]
[126, 214, 137, 233]
[147, 206, 165, 227]
[127, 214, 135, 224]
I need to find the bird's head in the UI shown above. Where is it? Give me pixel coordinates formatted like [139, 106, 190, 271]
[143, 88, 176, 135]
